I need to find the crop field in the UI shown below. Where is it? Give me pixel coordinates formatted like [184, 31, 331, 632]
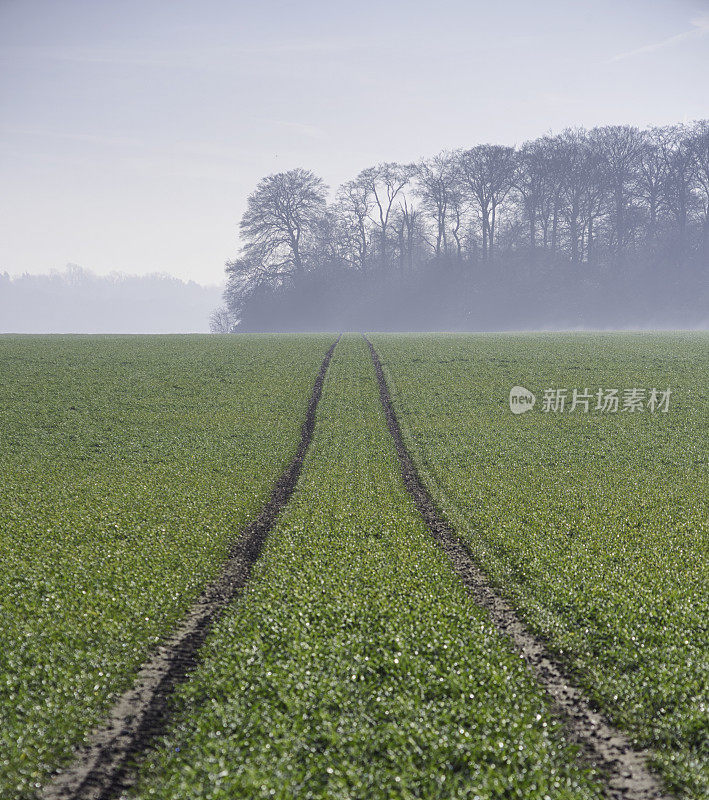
[371, 332, 708, 799]
[0, 332, 706, 800]
[128, 335, 603, 799]
[0, 334, 334, 798]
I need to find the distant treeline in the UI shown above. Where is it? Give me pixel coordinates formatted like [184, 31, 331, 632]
[213, 121, 708, 332]
[1, 266, 222, 334]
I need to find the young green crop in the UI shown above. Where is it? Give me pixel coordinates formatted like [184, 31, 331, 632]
[0, 334, 334, 799]
[130, 334, 604, 800]
[370, 332, 709, 800]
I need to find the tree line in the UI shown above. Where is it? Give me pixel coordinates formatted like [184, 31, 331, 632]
[212, 121, 709, 332]
[1, 266, 221, 333]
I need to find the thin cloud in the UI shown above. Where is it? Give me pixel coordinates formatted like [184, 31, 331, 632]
[605, 14, 709, 63]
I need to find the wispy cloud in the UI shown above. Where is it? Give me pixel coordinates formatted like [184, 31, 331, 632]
[605, 14, 709, 64]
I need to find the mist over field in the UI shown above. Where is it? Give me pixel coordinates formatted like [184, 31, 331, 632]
[0, 266, 222, 334]
[212, 121, 709, 333]
[1, 3, 708, 799]
[1, 257, 705, 334]
[3, 2, 708, 335]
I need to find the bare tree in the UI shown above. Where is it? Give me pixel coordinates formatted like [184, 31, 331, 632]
[395, 197, 421, 276]
[222, 256, 277, 327]
[416, 152, 458, 258]
[636, 127, 670, 249]
[581, 148, 606, 265]
[689, 120, 709, 262]
[458, 145, 516, 261]
[240, 168, 328, 278]
[590, 125, 643, 258]
[657, 124, 696, 261]
[514, 141, 545, 251]
[357, 162, 414, 265]
[209, 305, 235, 333]
[557, 129, 605, 264]
[449, 184, 466, 261]
[335, 179, 372, 271]
[221, 119, 708, 331]
[542, 135, 572, 254]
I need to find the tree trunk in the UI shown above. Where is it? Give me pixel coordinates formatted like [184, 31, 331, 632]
[408, 225, 414, 273]
[435, 208, 443, 257]
[648, 195, 657, 250]
[615, 187, 625, 257]
[570, 203, 579, 263]
[452, 210, 462, 261]
[292, 232, 303, 275]
[359, 219, 367, 272]
[551, 200, 559, 253]
[490, 203, 497, 261]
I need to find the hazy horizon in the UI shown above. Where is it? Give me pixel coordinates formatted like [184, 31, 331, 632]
[0, 266, 222, 333]
[1, 263, 223, 288]
[2, 0, 708, 284]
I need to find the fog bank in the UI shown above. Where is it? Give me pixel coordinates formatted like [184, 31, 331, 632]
[0, 266, 222, 334]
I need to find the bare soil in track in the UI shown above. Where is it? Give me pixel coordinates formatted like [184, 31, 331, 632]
[42, 336, 340, 800]
[364, 334, 671, 800]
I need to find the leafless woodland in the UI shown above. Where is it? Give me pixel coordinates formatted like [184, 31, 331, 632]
[214, 122, 709, 332]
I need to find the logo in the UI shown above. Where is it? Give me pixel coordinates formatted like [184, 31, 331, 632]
[508, 385, 672, 414]
[509, 386, 536, 415]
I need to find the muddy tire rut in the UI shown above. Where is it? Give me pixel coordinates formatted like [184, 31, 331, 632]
[364, 334, 671, 800]
[42, 336, 340, 800]
[42, 335, 673, 800]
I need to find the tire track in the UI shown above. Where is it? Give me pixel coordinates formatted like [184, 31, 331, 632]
[364, 334, 670, 800]
[42, 336, 340, 800]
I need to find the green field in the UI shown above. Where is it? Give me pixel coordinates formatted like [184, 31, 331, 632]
[129, 335, 603, 799]
[371, 332, 709, 798]
[0, 332, 706, 799]
[0, 334, 333, 798]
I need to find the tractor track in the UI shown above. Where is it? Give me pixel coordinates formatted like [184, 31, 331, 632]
[42, 336, 340, 800]
[364, 334, 670, 800]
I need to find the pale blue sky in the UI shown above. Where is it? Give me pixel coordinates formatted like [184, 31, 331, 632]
[1, 0, 707, 284]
